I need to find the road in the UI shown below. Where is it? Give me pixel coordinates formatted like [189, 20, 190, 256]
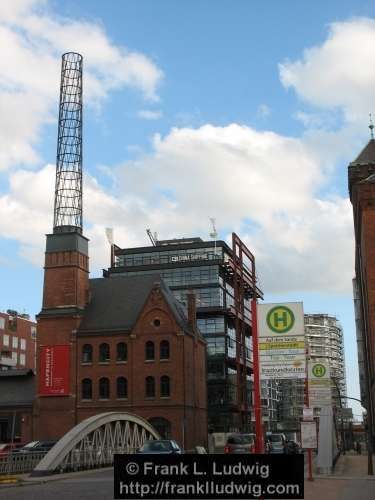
[0, 459, 374, 500]
[0, 468, 114, 500]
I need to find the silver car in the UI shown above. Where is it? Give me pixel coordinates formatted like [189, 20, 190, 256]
[224, 434, 255, 454]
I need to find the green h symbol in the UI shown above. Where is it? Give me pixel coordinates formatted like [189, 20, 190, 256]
[273, 311, 288, 328]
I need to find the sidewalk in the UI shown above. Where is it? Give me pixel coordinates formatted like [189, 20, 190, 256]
[304, 453, 375, 500]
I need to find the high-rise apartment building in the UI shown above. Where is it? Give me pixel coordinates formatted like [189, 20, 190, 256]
[107, 234, 263, 432]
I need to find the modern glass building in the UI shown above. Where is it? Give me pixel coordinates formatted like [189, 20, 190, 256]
[105, 234, 263, 432]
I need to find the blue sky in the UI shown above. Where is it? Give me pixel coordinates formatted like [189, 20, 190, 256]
[1, 0, 375, 418]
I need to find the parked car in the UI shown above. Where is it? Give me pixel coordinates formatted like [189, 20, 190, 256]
[17, 440, 57, 454]
[224, 434, 255, 454]
[0, 443, 25, 458]
[267, 433, 287, 454]
[136, 440, 183, 454]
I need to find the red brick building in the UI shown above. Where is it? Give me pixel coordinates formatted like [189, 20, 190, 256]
[0, 311, 36, 371]
[349, 137, 375, 451]
[33, 231, 207, 450]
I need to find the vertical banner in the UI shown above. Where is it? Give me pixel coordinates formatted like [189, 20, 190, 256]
[257, 302, 305, 380]
[39, 345, 70, 396]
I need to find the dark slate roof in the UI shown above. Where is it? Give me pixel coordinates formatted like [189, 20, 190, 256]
[351, 139, 375, 165]
[0, 370, 35, 407]
[78, 274, 192, 334]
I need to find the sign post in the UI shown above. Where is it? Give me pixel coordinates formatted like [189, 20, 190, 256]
[252, 297, 264, 453]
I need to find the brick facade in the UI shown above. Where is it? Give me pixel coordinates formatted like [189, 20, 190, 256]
[0, 312, 36, 371]
[34, 232, 207, 450]
[349, 140, 375, 434]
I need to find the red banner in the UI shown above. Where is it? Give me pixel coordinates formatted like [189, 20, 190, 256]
[39, 345, 70, 396]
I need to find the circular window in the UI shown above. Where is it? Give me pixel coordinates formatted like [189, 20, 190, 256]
[153, 319, 161, 327]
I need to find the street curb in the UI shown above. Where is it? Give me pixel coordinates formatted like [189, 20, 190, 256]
[314, 475, 375, 481]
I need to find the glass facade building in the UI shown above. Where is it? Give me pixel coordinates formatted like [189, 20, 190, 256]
[106, 235, 262, 432]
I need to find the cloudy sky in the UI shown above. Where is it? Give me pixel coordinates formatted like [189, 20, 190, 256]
[1, 0, 374, 416]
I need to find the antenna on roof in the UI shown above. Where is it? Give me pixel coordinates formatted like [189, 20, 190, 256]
[369, 113, 374, 140]
[146, 229, 158, 246]
[209, 217, 218, 256]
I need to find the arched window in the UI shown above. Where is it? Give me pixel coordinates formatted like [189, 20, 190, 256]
[99, 377, 110, 399]
[82, 344, 92, 363]
[117, 342, 127, 362]
[99, 343, 110, 362]
[81, 378, 92, 399]
[160, 340, 170, 360]
[145, 376, 155, 398]
[149, 417, 171, 439]
[145, 341, 155, 361]
[117, 377, 128, 399]
[160, 375, 170, 397]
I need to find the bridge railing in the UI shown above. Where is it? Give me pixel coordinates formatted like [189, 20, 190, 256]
[58, 446, 139, 473]
[0, 452, 47, 475]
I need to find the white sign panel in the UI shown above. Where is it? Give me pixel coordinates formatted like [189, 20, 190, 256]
[257, 303, 306, 380]
[257, 302, 305, 338]
[308, 360, 332, 408]
[301, 421, 317, 449]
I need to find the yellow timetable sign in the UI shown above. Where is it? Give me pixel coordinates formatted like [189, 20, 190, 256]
[259, 341, 305, 350]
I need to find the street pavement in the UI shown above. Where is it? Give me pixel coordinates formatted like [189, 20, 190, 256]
[0, 468, 115, 500]
[0, 454, 373, 500]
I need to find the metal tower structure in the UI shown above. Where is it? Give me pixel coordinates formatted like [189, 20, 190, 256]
[53, 52, 83, 234]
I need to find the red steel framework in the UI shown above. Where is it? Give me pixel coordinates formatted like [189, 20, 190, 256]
[223, 233, 264, 451]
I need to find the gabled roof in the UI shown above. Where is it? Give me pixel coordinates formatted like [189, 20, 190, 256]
[350, 139, 375, 165]
[78, 274, 192, 334]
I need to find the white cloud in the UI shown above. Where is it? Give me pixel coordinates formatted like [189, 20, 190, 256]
[110, 124, 353, 294]
[0, 0, 163, 171]
[137, 110, 163, 120]
[279, 18, 375, 124]
[0, 123, 355, 293]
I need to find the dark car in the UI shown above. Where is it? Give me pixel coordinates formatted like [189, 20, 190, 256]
[137, 440, 183, 454]
[224, 434, 255, 454]
[285, 440, 300, 455]
[0, 442, 25, 458]
[17, 440, 57, 454]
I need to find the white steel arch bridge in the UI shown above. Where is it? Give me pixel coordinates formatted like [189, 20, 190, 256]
[32, 412, 160, 476]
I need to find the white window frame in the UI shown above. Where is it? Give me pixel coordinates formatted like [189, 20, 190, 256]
[3, 334, 9, 347]
[12, 337, 18, 349]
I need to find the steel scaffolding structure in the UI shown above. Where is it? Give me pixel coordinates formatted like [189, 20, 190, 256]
[53, 52, 83, 233]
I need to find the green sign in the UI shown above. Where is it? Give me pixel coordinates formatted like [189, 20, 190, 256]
[312, 363, 326, 378]
[266, 305, 295, 333]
